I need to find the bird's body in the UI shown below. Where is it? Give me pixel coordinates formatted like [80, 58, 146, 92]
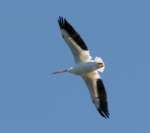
[53, 17, 110, 118]
[68, 61, 102, 75]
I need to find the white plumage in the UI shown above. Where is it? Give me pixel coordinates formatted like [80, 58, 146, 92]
[53, 17, 109, 118]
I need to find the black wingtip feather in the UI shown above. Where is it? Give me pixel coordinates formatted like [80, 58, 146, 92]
[97, 79, 110, 119]
[98, 107, 110, 119]
[58, 16, 77, 35]
[58, 16, 64, 28]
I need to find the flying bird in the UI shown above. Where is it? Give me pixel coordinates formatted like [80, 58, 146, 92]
[53, 16, 109, 118]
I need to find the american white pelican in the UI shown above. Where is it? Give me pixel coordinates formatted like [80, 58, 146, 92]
[53, 16, 109, 118]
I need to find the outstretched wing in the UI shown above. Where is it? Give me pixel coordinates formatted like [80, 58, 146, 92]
[58, 16, 92, 63]
[83, 71, 109, 118]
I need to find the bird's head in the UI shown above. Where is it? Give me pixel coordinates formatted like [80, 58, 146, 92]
[95, 57, 105, 73]
[97, 62, 104, 68]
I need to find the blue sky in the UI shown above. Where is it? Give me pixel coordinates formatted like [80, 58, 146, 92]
[0, 0, 150, 132]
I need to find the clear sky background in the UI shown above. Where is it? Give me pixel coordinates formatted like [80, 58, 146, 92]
[0, 0, 150, 132]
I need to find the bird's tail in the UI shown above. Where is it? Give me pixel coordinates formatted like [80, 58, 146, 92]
[52, 69, 68, 74]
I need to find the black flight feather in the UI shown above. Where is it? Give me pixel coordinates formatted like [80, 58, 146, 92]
[96, 79, 109, 118]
